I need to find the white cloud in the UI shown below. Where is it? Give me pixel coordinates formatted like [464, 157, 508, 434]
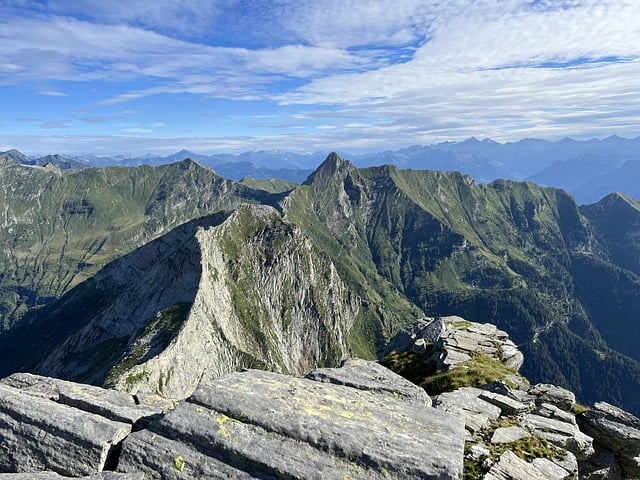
[46, 0, 223, 39]
[38, 88, 67, 97]
[2, 0, 640, 149]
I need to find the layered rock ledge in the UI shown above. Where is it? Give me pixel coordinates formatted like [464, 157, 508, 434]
[2, 317, 640, 479]
[1, 360, 464, 479]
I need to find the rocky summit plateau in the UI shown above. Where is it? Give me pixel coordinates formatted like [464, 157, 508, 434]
[1, 318, 639, 479]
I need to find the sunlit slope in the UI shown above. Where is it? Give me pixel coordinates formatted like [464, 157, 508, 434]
[283, 154, 640, 413]
[0, 157, 274, 330]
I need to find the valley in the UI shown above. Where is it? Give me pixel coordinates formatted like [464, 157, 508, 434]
[1, 152, 640, 416]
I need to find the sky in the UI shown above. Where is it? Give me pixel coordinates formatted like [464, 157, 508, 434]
[1, 0, 639, 156]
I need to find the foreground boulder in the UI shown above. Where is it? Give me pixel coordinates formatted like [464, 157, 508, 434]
[0, 361, 465, 479]
[304, 357, 431, 406]
[579, 401, 640, 479]
[0, 373, 165, 476]
[118, 367, 465, 479]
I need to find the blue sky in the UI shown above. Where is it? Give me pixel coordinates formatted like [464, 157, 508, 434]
[1, 0, 639, 156]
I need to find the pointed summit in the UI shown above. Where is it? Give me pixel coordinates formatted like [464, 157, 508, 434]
[1, 149, 32, 165]
[303, 152, 355, 187]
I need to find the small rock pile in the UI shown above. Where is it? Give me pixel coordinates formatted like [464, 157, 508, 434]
[385, 315, 640, 479]
[438, 382, 590, 479]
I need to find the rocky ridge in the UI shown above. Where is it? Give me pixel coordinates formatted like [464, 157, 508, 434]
[383, 316, 640, 479]
[2, 318, 639, 479]
[25, 204, 360, 399]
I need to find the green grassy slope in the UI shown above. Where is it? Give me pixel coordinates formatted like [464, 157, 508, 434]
[0, 157, 275, 331]
[3, 152, 640, 413]
[283, 155, 640, 413]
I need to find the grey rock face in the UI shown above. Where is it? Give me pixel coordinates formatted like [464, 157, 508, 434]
[523, 413, 594, 459]
[434, 387, 502, 436]
[383, 316, 445, 354]
[528, 383, 576, 412]
[304, 357, 430, 406]
[0, 373, 166, 477]
[36, 205, 360, 400]
[579, 401, 640, 478]
[118, 367, 465, 479]
[434, 318, 524, 372]
[490, 426, 530, 444]
[483, 450, 549, 480]
[0, 383, 131, 476]
[478, 391, 530, 415]
[1, 372, 166, 425]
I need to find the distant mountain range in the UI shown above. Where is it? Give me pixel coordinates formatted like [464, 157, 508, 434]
[3, 134, 640, 204]
[2, 153, 640, 415]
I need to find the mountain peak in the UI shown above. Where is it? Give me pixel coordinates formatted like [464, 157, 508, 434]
[1, 149, 32, 164]
[303, 152, 355, 187]
[597, 191, 640, 211]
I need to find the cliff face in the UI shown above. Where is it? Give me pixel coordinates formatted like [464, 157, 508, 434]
[0, 157, 273, 332]
[2, 319, 639, 480]
[4, 204, 360, 399]
[4, 152, 640, 415]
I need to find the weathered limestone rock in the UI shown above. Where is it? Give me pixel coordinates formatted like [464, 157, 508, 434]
[530, 457, 573, 480]
[483, 450, 548, 480]
[434, 387, 501, 435]
[578, 446, 623, 480]
[436, 319, 524, 371]
[500, 341, 525, 371]
[479, 391, 530, 415]
[384, 317, 445, 354]
[0, 383, 131, 476]
[118, 368, 465, 479]
[491, 426, 530, 444]
[0, 372, 165, 425]
[305, 357, 430, 406]
[579, 401, 640, 478]
[527, 383, 576, 412]
[522, 413, 594, 459]
[536, 402, 577, 425]
[0, 473, 145, 479]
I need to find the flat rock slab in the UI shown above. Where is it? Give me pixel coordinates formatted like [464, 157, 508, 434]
[479, 391, 530, 415]
[433, 387, 501, 434]
[0, 383, 131, 476]
[484, 450, 548, 480]
[0, 373, 164, 425]
[305, 357, 430, 406]
[119, 369, 465, 479]
[523, 414, 594, 459]
[0, 473, 145, 479]
[491, 426, 530, 444]
[531, 457, 573, 480]
[535, 402, 576, 425]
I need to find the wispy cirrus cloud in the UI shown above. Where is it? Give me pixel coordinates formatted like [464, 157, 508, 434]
[1, 0, 640, 152]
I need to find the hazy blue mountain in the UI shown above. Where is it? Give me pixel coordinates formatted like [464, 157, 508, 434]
[527, 155, 625, 192]
[572, 160, 640, 204]
[212, 160, 312, 182]
[20, 135, 640, 201]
